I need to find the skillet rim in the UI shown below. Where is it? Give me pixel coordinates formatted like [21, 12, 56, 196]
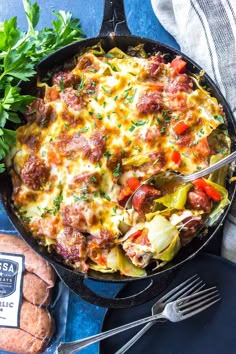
[1, 33, 236, 284]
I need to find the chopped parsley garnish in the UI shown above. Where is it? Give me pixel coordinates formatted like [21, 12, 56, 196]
[113, 163, 121, 177]
[215, 148, 229, 155]
[112, 205, 118, 214]
[106, 61, 118, 72]
[134, 145, 141, 151]
[133, 119, 148, 127]
[200, 128, 204, 134]
[160, 126, 166, 134]
[90, 176, 97, 183]
[100, 192, 111, 201]
[17, 207, 32, 223]
[123, 91, 129, 99]
[104, 150, 112, 158]
[181, 152, 189, 157]
[96, 113, 103, 120]
[102, 86, 111, 94]
[129, 125, 136, 132]
[64, 123, 70, 130]
[78, 73, 85, 91]
[41, 189, 63, 217]
[59, 79, 65, 92]
[214, 115, 224, 124]
[53, 189, 63, 213]
[156, 117, 162, 124]
[125, 88, 137, 103]
[72, 193, 88, 202]
[80, 126, 89, 133]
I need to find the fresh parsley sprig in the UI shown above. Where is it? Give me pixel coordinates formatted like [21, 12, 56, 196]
[0, 0, 84, 172]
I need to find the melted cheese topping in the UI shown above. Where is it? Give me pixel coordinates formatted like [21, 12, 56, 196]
[7, 46, 230, 272]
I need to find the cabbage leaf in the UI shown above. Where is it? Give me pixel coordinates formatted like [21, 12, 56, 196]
[205, 179, 229, 225]
[90, 246, 146, 277]
[146, 215, 180, 261]
[154, 184, 192, 210]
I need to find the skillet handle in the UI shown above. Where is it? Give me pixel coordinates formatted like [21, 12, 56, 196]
[98, 0, 131, 37]
[53, 262, 175, 308]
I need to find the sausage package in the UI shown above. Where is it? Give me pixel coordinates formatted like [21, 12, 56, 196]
[0, 234, 69, 354]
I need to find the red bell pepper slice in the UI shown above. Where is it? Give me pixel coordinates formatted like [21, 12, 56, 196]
[170, 58, 187, 73]
[118, 186, 132, 202]
[129, 229, 142, 240]
[173, 121, 189, 135]
[126, 177, 141, 191]
[172, 150, 181, 164]
[192, 178, 222, 202]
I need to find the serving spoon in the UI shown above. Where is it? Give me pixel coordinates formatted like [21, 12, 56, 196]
[125, 150, 236, 209]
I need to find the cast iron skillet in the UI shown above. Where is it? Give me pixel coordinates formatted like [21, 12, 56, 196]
[1, 0, 236, 308]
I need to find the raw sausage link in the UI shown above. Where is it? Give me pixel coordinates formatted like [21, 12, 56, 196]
[20, 301, 54, 339]
[23, 272, 51, 306]
[0, 235, 56, 287]
[0, 328, 47, 353]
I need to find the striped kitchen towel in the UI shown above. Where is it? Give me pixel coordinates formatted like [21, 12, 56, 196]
[151, 0, 236, 261]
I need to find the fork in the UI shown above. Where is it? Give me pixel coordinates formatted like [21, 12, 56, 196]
[125, 150, 236, 209]
[55, 283, 220, 354]
[115, 274, 205, 354]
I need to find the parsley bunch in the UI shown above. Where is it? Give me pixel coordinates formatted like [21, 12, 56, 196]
[0, 0, 84, 172]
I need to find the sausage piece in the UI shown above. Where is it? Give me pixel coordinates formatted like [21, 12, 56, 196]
[132, 185, 161, 215]
[56, 226, 88, 272]
[25, 98, 54, 127]
[60, 87, 84, 111]
[23, 272, 51, 306]
[20, 301, 54, 339]
[0, 235, 56, 287]
[0, 328, 47, 354]
[180, 216, 204, 244]
[21, 156, 50, 191]
[165, 74, 192, 94]
[187, 190, 211, 212]
[52, 70, 80, 87]
[136, 91, 162, 114]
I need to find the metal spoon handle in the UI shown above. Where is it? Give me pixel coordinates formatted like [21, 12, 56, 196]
[179, 150, 236, 183]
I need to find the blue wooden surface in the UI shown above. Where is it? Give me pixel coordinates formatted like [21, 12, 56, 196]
[0, 1, 178, 353]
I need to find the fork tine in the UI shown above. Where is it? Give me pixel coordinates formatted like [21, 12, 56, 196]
[179, 297, 221, 319]
[164, 279, 205, 304]
[176, 281, 205, 300]
[180, 293, 220, 314]
[176, 286, 217, 304]
[159, 274, 199, 303]
[179, 289, 219, 311]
